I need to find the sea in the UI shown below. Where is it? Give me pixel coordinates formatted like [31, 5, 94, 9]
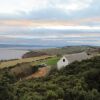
[0, 46, 56, 60]
[0, 48, 28, 60]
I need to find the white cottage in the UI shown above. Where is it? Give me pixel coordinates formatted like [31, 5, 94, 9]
[57, 52, 89, 70]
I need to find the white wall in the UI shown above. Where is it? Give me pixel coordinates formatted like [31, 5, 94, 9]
[57, 56, 69, 70]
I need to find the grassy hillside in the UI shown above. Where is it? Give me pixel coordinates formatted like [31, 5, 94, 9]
[0, 55, 54, 69]
[22, 51, 48, 58]
[34, 46, 100, 55]
[0, 56, 59, 80]
[0, 56, 100, 100]
[33, 56, 60, 66]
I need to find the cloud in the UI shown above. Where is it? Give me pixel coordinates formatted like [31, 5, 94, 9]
[0, 32, 100, 39]
[53, 0, 93, 13]
[1, 17, 100, 27]
[0, 32, 100, 46]
[0, 0, 100, 46]
[0, 20, 79, 27]
[0, 0, 48, 14]
[0, 0, 95, 20]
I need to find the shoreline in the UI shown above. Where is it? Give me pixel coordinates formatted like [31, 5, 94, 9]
[0, 48, 29, 60]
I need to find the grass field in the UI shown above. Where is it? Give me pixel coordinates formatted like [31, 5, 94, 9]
[31, 56, 60, 66]
[0, 55, 55, 69]
[45, 57, 60, 66]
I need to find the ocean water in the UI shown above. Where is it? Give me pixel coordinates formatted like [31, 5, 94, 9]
[0, 45, 56, 60]
[0, 48, 28, 60]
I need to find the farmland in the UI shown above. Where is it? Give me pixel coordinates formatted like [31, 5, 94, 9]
[0, 55, 59, 80]
[32, 56, 60, 66]
[0, 55, 55, 69]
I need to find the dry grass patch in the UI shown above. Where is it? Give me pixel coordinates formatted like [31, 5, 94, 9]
[0, 55, 55, 69]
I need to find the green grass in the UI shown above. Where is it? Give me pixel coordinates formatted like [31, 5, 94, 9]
[45, 57, 60, 66]
[32, 56, 60, 66]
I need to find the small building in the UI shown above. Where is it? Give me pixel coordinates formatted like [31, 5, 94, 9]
[57, 52, 90, 70]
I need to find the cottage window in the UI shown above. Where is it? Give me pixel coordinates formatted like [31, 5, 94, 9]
[63, 59, 65, 62]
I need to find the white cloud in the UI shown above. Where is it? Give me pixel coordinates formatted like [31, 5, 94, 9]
[35, 25, 100, 31]
[1, 25, 100, 34]
[50, 0, 93, 14]
[0, 0, 48, 14]
[0, 0, 93, 15]
[0, 32, 100, 39]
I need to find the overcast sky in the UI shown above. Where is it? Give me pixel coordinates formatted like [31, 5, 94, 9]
[0, 0, 100, 46]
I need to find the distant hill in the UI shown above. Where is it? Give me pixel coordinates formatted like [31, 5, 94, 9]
[22, 46, 100, 58]
[36, 46, 100, 55]
[22, 51, 48, 58]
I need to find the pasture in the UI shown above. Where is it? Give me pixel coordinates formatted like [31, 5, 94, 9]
[0, 55, 55, 69]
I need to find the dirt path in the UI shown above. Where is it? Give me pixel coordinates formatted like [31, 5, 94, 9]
[26, 66, 51, 79]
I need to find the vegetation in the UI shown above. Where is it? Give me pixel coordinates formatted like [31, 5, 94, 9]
[33, 56, 60, 66]
[0, 56, 58, 80]
[37, 46, 100, 55]
[0, 56, 100, 100]
[0, 55, 54, 69]
[45, 57, 60, 66]
[22, 51, 48, 58]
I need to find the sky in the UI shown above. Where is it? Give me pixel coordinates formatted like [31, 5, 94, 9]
[0, 0, 100, 46]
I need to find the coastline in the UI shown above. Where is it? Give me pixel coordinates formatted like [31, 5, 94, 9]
[0, 48, 29, 60]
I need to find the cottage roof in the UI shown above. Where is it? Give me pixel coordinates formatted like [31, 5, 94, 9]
[64, 52, 89, 63]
